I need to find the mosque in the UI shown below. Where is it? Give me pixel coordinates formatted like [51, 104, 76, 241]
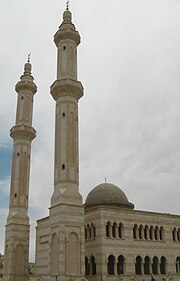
[2, 4, 180, 281]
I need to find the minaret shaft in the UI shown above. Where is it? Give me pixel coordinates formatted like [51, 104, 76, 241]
[54, 96, 79, 187]
[3, 62, 37, 281]
[57, 40, 78, 80]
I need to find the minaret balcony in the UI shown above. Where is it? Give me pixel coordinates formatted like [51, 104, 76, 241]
[15, 80, 37, 94]
[10, 125, 36, 141]
[50, 78, 83, 101]
[54, 29, 80, 46]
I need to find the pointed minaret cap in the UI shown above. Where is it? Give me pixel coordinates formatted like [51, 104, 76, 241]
[63, 1, 72, 22]
[63, 9, 72, 22]
[15, 56, 37, 94]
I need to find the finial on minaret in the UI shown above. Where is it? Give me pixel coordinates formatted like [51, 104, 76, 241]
[27, 53, 31, 63]
[105, 177, 107, 183]
[66, 0, 69, 10]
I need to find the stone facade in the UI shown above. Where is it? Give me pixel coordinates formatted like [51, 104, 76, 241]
[84, 195, 180, 281]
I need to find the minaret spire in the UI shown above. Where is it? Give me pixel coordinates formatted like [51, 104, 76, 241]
[3, 61, 37, 281]
[66, 0, 69, 10]
[27, 53, 31, 63]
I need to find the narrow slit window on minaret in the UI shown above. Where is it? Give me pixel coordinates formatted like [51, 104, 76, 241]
[17, 152, 20, 156]
[62, 112, 65, 117]
[21, 96, 24, 100]
[62, 164, 65, 170]
[63, 46, 66, 50]
[14, 193, 17, 198]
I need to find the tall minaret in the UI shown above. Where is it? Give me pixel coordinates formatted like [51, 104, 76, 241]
[50, 3, 83, 206]
[3, 59, 37, 281]
[35, 5, 85, 281]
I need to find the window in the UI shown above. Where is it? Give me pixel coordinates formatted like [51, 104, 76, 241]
[176, 257, 180, 274]
[135, 256, 142, 275]
[152, 256, 158, 275]
[85, 256, 90, 275]
[160, 256, 166, 274]
[117, 255, 124, 274]
[106, 222, 111, 238]
[90, 256, 96, 275]
[118, 223, 124, 238]
[107, 255, 115, 275]
[144, 256, 150, 275]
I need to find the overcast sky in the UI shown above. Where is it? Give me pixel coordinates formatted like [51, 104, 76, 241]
[0, 0, 180, 261]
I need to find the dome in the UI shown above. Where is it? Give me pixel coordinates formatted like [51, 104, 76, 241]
[85, 183, 134, 209]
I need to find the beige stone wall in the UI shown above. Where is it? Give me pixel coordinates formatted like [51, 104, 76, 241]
[36, 203, 85, 281]
[85, 206, 180, 281]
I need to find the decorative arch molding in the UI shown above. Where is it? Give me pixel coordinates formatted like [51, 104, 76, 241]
[50, 232, 59, 275]
[66, 231, 80, 276]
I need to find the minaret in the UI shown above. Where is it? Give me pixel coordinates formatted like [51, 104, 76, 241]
[3, 59, 37, 281]
[35, 5, 85, 281]
[50, 3, 83, 206]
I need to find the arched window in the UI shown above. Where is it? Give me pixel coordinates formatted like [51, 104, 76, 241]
[85, 256, 90, 275]
[139, 225, 143, 240]
[144, 225, 149, 240]
[154, 226, 159, 240]
[91, 223, 96, 238]
[176, 257, 180, 273]
[152, 256, 158, 275]
[87, 224, 91, 239]
[117, 255, 124, 274]
[107, 255, 115, 275]
[133, 224, 138, 239]
[118, 223, 124, 238]
[106, 222, 111, 238]
[135, 256, 142, 275]
[172, 227, 176, 241]
[160, 256, 166, 274]
[144, 256, 150, 275]
[149, 226, 154, 240]
[159, 226, 164, 241]
[177, 228, 180, 241]
[112, 222, 117, 238]
[90, 255, 96, 275]
[85, 227, 87, 240]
